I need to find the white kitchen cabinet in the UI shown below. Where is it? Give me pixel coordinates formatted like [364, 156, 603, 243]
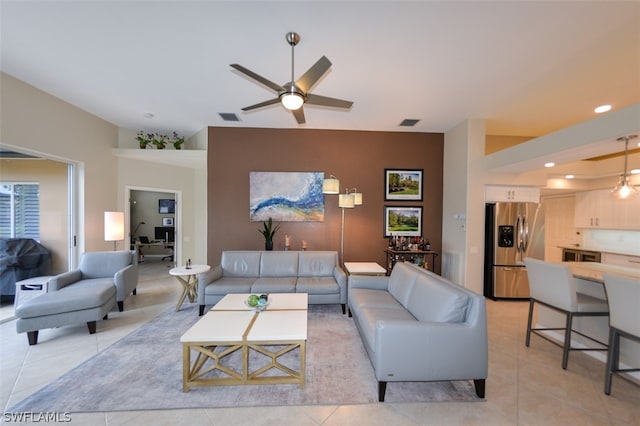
[602, 253, 640, 269]
[575, 190, 640, 229]
[544, 195, 579, 262]
[485, 185, 540, 203]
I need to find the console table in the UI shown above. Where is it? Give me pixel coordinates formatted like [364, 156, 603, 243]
[385, 249, 438, 274]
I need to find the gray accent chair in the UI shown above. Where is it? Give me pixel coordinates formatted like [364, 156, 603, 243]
[603, 273, 640, 395]
[15, 282, 115, 345]
[524, 257, 609, 369]
[50, 250, 138, 312]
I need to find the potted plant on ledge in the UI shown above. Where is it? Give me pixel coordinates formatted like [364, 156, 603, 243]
[259, 217, 280, 251]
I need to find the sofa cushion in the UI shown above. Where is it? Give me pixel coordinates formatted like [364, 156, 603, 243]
[357, 306, 417, 353]
[298, 251, 336, 277]
[221, 251, 261, 277]
[260, 252, 298, 277]
[296, 277, 339, 294]
[387, 263, 419, 308]
[252, 277, 297, 293]
[350, 288, 405, 310]
[406, 273, 470, 323]
[80, 251, 132, 279]
[203, 277, 254, 295]
[15, 282, 115, 319]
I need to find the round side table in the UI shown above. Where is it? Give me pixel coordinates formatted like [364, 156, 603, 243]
[169, 264, 210, 311]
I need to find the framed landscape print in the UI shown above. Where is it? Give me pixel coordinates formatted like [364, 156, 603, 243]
[384, 206, 422, 236]
[384, 169, 423, 201]
[249, 171, 325, 222]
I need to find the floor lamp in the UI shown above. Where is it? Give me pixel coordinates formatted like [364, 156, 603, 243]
[104, 211, 125, 251]
[323, 175, 363, 265]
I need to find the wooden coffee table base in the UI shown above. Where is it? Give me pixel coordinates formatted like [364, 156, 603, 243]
[182, 339, 306, 392]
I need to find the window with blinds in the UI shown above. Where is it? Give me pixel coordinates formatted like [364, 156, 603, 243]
[0, 183, 40, 240]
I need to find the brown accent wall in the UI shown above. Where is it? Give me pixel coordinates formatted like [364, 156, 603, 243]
[207, 127, 443, 272]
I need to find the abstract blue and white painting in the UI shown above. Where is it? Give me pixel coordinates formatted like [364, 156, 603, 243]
[249, 172, 325, 222]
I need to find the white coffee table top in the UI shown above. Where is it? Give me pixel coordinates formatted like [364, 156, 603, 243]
[247, 310, 307, 341]
[343, 262, 386, 275]
[180, 311, 254, 343]
[211, 293, 308, 311]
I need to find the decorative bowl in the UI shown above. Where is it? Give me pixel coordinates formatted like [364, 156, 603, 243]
[244, 297, 269, 312]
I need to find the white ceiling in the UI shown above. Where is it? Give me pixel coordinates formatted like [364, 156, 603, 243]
[1, 1, 639, 158]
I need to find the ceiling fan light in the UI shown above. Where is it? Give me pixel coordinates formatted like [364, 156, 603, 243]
[281, 93, 304, 110]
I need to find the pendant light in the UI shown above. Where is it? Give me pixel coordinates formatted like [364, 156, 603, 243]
[611, 134, 638, 199]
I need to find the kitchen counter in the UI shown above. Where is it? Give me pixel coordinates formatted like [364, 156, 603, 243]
[563, 261, 640, 284]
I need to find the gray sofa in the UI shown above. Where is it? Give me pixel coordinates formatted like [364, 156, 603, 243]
[348, 262, 488, 401]
[198, 250, 346, 315]
[50, 250, 138, 312]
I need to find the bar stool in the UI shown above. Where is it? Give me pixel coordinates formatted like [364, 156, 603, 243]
[524, 258, 609, 369]
[603, 273, 640, 395]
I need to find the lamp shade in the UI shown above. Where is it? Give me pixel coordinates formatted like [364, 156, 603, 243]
[104, 211, 125, 242]
[352, 191, 363, 205]
[339, 193, 355, 208]
[323, 177, 340, 194]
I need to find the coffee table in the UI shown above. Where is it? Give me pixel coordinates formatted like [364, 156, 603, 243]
[181, 293, 308, 392]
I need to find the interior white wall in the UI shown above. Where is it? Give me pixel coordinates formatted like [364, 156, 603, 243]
[442, 121, 469, 286]
[1, 72, 207, 265]
[117, 159, 203, 264]
[1, 72, 118, 256]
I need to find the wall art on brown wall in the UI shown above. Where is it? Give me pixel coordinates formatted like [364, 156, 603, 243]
[384, 206, 422, 237]
[384, 169, 423, 201]
[249, 171, 325, 222]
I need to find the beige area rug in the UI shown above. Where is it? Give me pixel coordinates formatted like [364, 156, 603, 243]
[10, 304, 480, 413]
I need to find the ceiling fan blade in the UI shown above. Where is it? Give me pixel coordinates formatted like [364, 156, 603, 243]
[295, 56, 332, 93]
[305, 93, 353, 109]
[230, 64, 283, 92]
[241, 98, 281, 111]
[292, 107, 306, 124]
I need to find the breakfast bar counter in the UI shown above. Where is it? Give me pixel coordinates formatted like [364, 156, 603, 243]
[536, 261, 639, 376]
[564, 261, 640, 283]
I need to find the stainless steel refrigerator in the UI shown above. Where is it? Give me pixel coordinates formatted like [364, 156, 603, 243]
[483, 202, 545, 299]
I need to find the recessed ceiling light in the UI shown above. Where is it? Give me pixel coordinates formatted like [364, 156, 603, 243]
[594, 104, 611, 114]
[143, 112, 155, 119]
[565, 174, 574, 179]
[544, 162, 555, 168]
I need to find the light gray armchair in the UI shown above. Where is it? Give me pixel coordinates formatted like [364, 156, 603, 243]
[50, 250, 138, 311]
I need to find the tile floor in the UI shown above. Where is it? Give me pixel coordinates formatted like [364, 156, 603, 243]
[1, 260, 638, 425]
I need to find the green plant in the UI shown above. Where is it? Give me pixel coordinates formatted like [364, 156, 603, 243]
[152, 133, 168, 149]
[171, 131, 185, 150]
[258, 217, 281, 243]
[136, 131, 152, 149]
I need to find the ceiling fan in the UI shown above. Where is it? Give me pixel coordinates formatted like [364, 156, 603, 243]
[230, 32, 353, 124]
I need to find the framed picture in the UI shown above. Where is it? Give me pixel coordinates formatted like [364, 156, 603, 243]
[384, 169, 423, 201]
[159, 199, 175, 214]
[384, 206, 422, 237]
[249, 171, 325, 222]
[162, 217, 174, 227]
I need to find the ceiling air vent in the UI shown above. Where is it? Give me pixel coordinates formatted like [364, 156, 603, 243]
[399, 119, 420, 127]
[219, 113, 240, 122]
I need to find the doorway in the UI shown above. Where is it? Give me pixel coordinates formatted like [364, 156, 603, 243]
[126, 186, 181, 267]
